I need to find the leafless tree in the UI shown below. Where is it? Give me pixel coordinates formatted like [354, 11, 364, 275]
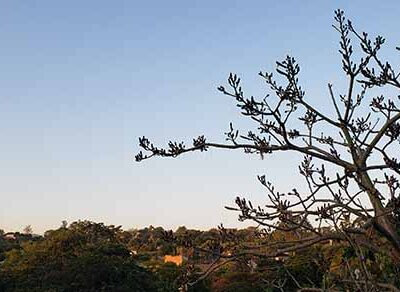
[23, 225, 33, 235]
[136, 10, 400, 291]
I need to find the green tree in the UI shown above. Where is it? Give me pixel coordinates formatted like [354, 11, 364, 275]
[0, 221, 158, 292]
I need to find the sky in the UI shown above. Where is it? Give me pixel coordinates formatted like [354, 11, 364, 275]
[1, 1, 399, 234]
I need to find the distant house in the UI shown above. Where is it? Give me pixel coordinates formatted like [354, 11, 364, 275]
[274, 252, 291, 262]
[164, 255, 183, 266]
[3, 232, 41, 242]
[4, 233, 16, 240]
[248, 258, 258, 272]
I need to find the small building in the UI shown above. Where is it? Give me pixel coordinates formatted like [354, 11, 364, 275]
[4, 233, 16, 240]
[164, 255, 183, 266]
[248, 259, 258, 272]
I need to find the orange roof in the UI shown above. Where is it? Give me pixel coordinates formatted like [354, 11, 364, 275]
[164, 255, 183, 266]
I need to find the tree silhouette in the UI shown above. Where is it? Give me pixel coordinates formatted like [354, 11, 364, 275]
[136, 10, 400, 290]
[23, 225, 32, 235]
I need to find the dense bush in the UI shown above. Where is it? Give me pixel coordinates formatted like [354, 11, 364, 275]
[0, 221, 158, 292]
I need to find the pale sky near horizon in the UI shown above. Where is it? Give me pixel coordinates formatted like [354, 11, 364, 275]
[1, 1, 399, 234]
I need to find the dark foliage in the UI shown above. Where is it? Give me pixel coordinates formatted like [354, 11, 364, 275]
[0, 221, 158, 292]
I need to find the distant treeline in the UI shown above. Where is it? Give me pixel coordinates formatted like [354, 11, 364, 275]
[1, 221, 399, 291]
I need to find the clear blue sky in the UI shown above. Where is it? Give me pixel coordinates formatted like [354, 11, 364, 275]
[1, 1, 399, 233]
